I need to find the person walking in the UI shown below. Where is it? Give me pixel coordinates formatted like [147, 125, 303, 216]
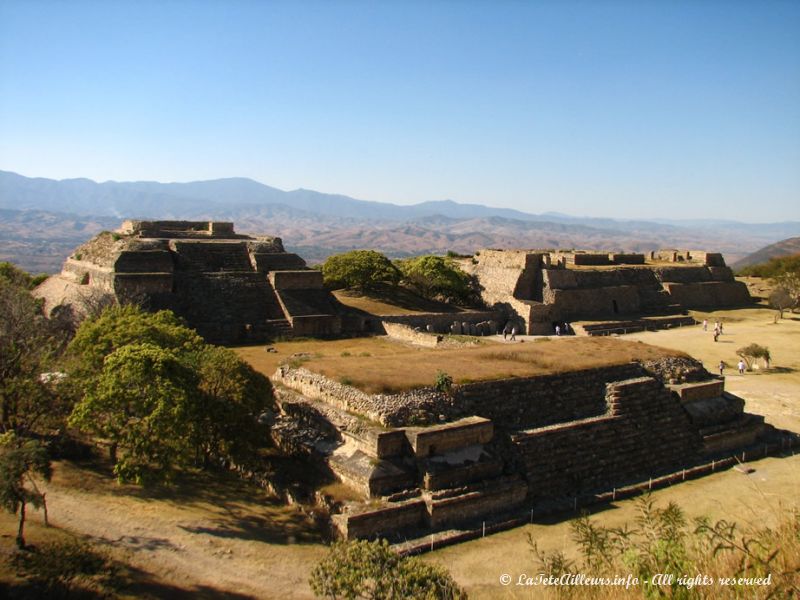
[719, 360, 725, 376]
[702, 319, 708, 331]
[738, 359, 746, 375]
[510, 326, 517, 341]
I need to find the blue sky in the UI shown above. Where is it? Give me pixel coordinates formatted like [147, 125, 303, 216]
[1, 0, 798, 221]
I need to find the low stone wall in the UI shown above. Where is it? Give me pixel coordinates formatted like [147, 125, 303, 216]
[113, 250, 174, 273]
[276, 363, 645, 428]
[422, 457, 504, 491]
[382, 322, 443, 347]
[610, 253, 646, 264]
[269, 269, 324, 290]
[670, 380, 724, 403]
[426, 479, 528, 529]
[406, 417, 493, 457]
[333, 499, 427, 539]
[380, 311, 502, 334]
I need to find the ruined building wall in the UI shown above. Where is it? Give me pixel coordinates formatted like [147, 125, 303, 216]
[37, 222, 342, 343]
[467, 248, 752, 331]
[513, 376, 702, 498]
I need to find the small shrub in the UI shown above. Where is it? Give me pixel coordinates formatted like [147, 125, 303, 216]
[435, 370, 454, 393]
[339, 376, 353, 386]
[340, 351, 351, 357]
[737, 343, 771, 369]
[359, 352, 371, 357]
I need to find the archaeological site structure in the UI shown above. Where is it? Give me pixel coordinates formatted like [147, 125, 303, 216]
[38, 220, 796, 549]
[272, 347, 794, 548]
[36, 220, 342, 343]
[462, 248, 752, 335]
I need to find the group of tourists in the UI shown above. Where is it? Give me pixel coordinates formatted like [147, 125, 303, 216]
[703, 318, 724, 342]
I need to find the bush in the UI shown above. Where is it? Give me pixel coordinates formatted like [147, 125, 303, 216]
[736, 343, 771, 370]
[310, 538, 466, 599]
[531, 496, 798, 599]
[435, 370, 454, 394]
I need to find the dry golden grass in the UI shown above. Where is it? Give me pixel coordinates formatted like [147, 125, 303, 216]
[237, 336, 684, 394]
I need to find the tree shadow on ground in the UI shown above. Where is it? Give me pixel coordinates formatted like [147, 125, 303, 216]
[337, 283, 466, 314]
[178, 509, 322, 545]
[117, 563, 260, 600]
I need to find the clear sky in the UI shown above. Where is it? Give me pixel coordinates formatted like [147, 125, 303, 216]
[1, 0, 798, 221]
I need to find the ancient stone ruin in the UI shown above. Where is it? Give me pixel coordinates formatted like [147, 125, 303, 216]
[271, 355, 793, 547]
[35, 220, 342, 343]
[461, 249, 753, 335]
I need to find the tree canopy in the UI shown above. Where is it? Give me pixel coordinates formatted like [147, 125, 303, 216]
[396, 255, 475, 304]
[310, 538, 466, 600]
[0, 261, 48, 290]
[737, 253, 800, 278]
[321, 250, 401, 291]
[0, 274, 69, 437]
[67, 306, 273, 484]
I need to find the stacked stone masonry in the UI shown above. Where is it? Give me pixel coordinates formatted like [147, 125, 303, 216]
[37, 221, 343, 343]
[275, 358, 780, 542]
[460, 248, 752, 335]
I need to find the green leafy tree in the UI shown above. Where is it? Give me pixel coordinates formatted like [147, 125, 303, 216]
[66, 304, 204, 376]
[738, 253, 800, 278]
[0, 433, 52, 549]
[310, 538, 466, 600]
[396, 255, 474, 304]
[0, 277, 69, 437]
[69, 343, 198, 484]
[190, 345, 272, 469]
[321, 250, 401, 291]
[67, 305, 274, 484]
[0, 261, 47, 289]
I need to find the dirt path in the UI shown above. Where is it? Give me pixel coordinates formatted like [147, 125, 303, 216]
[38, 464, 326, 599]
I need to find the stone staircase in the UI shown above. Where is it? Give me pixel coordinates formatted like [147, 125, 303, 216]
[669, 380, 765, 455]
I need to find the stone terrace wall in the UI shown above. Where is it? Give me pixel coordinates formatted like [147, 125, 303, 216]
[513, 376, 702, 499]
[275, 362, 644, 428]
[379, 310, 502, 334]
[450, 363, 643, 428]
[662, 281, 752, 308]
[382, 322, 443, 347]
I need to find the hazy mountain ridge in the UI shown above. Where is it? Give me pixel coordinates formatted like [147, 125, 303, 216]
[731, 237, 800, 270]
[2, 170, 800, 271]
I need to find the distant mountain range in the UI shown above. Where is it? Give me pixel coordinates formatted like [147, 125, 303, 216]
[2, 170, 799, 273]
[731, 237, 800, 270]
